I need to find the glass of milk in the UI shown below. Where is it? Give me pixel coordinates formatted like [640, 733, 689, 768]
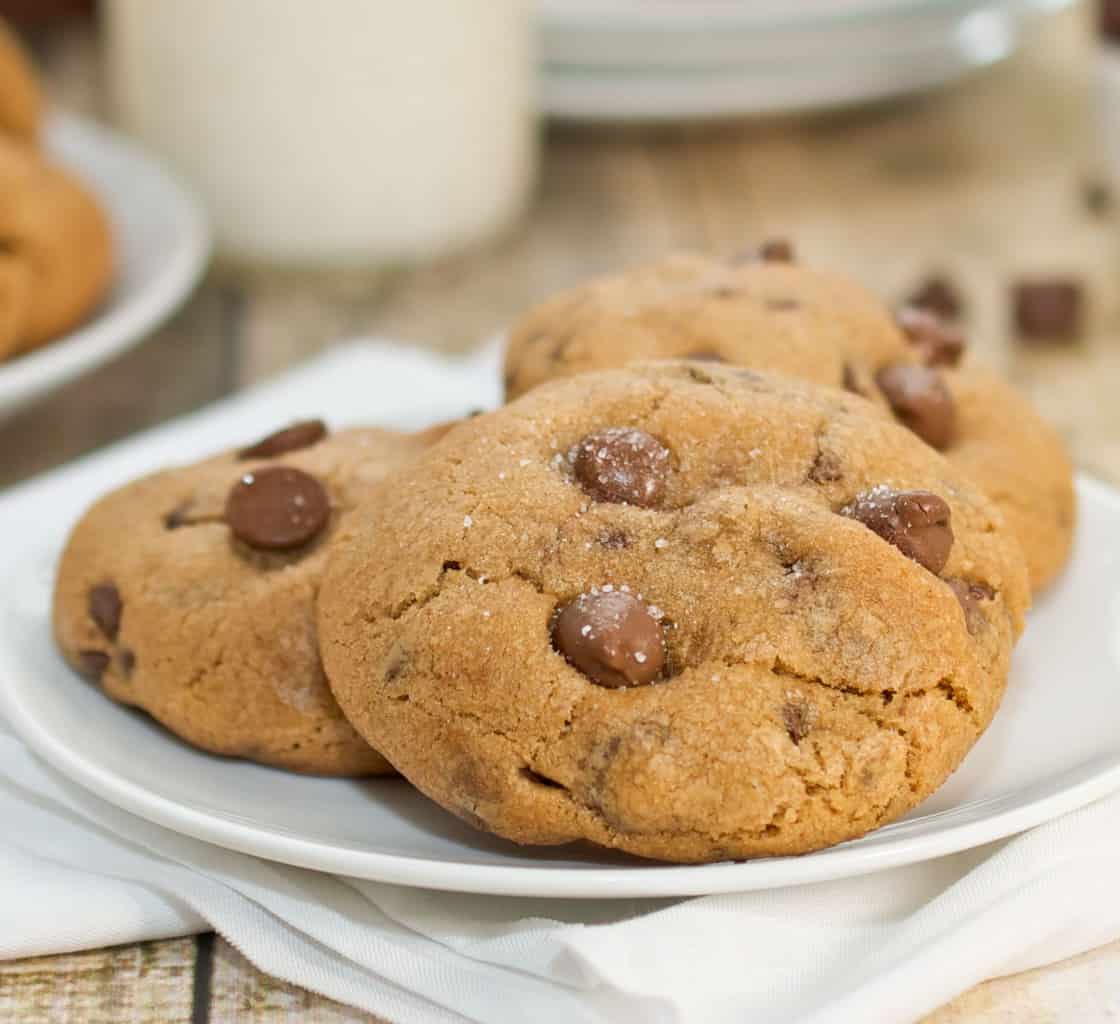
[104, 0, 537, 267]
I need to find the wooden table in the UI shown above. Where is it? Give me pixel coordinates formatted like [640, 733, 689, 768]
[3, 6, 1120, 1021]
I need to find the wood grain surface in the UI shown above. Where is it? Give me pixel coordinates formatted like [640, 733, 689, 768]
[2, 5, 1119, 1022]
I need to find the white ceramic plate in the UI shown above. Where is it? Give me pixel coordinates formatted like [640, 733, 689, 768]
[0, 113, 210, 419]
[1, 474, 1117, 898]
[539, 0, 1073, 120]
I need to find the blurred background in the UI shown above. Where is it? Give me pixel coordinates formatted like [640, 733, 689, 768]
[0, 0, 1115, 488]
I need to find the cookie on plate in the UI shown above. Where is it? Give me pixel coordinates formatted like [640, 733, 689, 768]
[54, 421, 449, 776]
[318, 363, 1030, 862]
[503, 251, 1075, 591]
[0, 20, 42, 144]
[0, 135, 113, 361]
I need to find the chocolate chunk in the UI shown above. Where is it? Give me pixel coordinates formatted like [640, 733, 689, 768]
[77, 650, 110, 681]
[907, 275, 962, 320]
[1013, 279, 1083, 341]
[572, 428, 671, 507]
[118, 649, 136, 676]
[842, 488, 954, 573]
[552, 590, 665, 688]
[759, 238, 794, 262]
[946, 578, 994, 633]
[88, 583, 121, 642]
[782, 702, 815, 745]
[731, 238, 795, 264]
[896, 307, 966, 367]
[876, 364, 957, 450]
[238, 419, 327, 460]
[225, 466, 330, 550]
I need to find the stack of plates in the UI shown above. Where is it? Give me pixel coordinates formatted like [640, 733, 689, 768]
[539, 0, 1073, 120]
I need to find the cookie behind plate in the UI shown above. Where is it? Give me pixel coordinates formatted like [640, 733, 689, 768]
[504, 252, 1074, 592]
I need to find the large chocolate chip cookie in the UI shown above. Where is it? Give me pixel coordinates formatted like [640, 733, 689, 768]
[54, 421, 447, 775]
[318, 364, 1030, 862]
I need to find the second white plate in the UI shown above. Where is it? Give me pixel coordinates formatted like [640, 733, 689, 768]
[1, 475, 1118, 898]
[0, 113, 210, 419]
[540, 0, 1071, 120]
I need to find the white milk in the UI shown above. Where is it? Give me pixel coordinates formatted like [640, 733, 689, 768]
[104, 0, 537, 266]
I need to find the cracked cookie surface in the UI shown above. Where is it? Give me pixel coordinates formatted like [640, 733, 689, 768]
[503, 251, 1074, 592]
[318, 363, 1030, 862]
[53, 423, 449, 775]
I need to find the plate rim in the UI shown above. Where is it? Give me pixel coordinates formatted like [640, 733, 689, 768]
[1, 475, 1116, 899]
[0, 112, 211, 416]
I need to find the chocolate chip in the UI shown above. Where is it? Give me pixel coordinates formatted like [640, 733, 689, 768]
[88, 583, 121, 641]
[843, 488, 954, 573]
[782, 702, 815, 745]
[572, 428, 671, 507]
[808, 450, 843, 483]
[238, 419, 327, 460]
[731, 238, 795, 264]
[896, 307, 966, 367]
[118, 649, 136, 675]
[552, 590, 666, 688]
[876, 364, 957, 450]
[759, 238, 794, 262]
[1013, 279, 1083, 341]
[907, 275, 961, 320]
[688, 350, 725, 362]
[224, 466, 330, 550]
[946, 578, 994, 633]
[77, 650, 110, 680]
[164, 501, 194, 530]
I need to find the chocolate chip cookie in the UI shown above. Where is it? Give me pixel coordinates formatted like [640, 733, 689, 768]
[318, 363, 1030, 862]
[54, 422, 448, 775]
[503, 252, 1075, 591]
[0, 20, 42, 144]
[0, 135, 113, 362]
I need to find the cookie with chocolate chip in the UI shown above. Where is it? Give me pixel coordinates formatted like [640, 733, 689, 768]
[318, 363, 1030, 862]
[53, 422, 449, 775]
[503, 252, 1075, 591]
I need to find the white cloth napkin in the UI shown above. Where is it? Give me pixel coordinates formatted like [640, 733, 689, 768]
[3, 341, 1120, 1024]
